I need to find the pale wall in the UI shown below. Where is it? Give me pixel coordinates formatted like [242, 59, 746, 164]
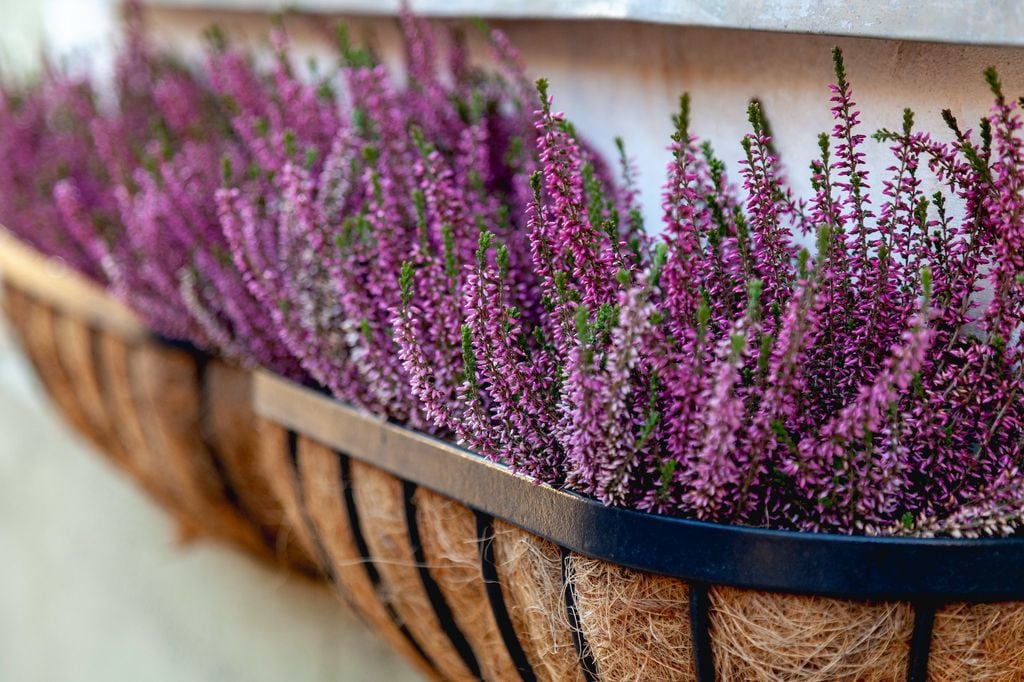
[145, 6, 1024, 236]
[0, 0, 44, 73]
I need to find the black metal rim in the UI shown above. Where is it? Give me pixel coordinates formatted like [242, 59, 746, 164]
[253, 370, 1024, 602]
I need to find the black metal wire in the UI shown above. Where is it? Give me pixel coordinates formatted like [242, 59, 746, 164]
[402, 481, 484, 680]
[689, 582, 716, 682]
[284, 429, 337, 584]
[257, 370, 1024, 603]
[559, 547, 599, 682]
[337, 453, 438, 673]
[284, 432, 440, 671]
[906, 601, 937, 682]
[474, 511, 538, 682]
[190, 351, 247, 525]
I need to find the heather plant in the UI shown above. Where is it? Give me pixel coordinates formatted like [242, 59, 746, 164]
[100, 31, 231, 347]
[0, 66, 106, 280]
[222, 14, 569, 429]
[6, 10, 1024, 539]
[50, 10, 304, 375]
[50, 2, 206, 293]
[433, 49, 1024, 537]
[0, 9, 318, 375]
[396, 74, 645, 477]
[131, 23, 338, 376]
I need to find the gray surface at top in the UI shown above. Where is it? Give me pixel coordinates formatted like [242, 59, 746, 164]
[145, 0, 1024, 47]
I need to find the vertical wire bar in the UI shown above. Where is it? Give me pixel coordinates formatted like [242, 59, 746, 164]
[401, 481, 484, 679]
[337, 453, 438, 673]
[689, 582, 716, 682]
[284, 429, 337, 583]
[906, 601, 937, 682]
[285, 433, 410, 668]
[559, 547, 599, 682]
[88, 325, 118, 451]
[191, 351, 246, 521]
[474, 511, 538, 682]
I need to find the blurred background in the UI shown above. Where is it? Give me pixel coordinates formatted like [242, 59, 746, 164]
[2, 1, 1024, 679]
[0, 319, 420, 681]
[0, 6, 417, 679]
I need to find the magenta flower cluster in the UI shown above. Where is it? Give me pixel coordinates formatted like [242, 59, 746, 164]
[1, 8, 536, 389]
[216, 14, 546, 429]
[401, 49, 1024, 537]
[0, 4, 297, 374]
[3, 10, 1024, 539]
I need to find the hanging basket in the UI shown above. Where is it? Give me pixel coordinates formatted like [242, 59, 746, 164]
[253, 368, 1024, 682]
[0, 230, 318, 575]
